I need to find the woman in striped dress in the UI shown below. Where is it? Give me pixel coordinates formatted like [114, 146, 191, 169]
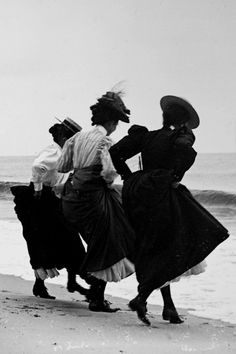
[57, 91, 136, 312]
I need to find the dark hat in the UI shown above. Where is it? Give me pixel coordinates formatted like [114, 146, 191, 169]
[91, 91, 130, 123]
[55, 117, 82, 133]
[160, 95, 200, 129]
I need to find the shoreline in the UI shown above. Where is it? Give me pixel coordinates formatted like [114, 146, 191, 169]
[1, 198, 236, 327]
[0, 273, 236, 354]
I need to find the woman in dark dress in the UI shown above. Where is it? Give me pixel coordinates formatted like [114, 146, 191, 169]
[110, 95, 229, 325]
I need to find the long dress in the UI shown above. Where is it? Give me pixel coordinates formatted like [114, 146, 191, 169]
[109, 125, 229, 295]
[11, 142, 86, 278]
[57, 125, 135, 282]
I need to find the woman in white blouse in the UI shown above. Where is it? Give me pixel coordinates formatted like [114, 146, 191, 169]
[57, 92, 136, 312]
[12, 118, 89, 299]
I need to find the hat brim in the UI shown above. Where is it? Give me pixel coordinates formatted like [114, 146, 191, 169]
[117, 111, 130, 123]
[160, 95, 200, 129]
[55, 117, 82, 133]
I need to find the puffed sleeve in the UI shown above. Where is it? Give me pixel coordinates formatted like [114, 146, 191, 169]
[57, 136, 75, 173]
[97, 136, 118, 184]
[168, 127, 197, 181]
[172, 143, 197, 181]
[31, 144, 61, 191]
[110, 125, 148, 180]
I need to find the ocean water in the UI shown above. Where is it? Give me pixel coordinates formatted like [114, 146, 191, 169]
[0, 155, 34, 183]
[0, 154, 236, 324]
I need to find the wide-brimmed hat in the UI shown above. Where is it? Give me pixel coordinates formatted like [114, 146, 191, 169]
[91, 91, 130, 123]
[160, 95, 200, 129]
[55, 117, 82, 133]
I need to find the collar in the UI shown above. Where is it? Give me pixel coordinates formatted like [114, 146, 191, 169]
[95, 125, 107, 136]
[53, 142, 62, 151]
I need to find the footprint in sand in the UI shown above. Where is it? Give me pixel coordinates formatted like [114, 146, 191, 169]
[20, 305, 41, 311]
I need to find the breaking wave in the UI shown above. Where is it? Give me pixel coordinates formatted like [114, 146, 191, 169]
[1, 181, 236, 208]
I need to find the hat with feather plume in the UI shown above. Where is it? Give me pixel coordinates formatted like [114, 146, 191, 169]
[90, 91, 130, 123]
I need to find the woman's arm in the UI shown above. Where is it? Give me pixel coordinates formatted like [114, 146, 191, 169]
[31, 144, 61, 193]
[169, 127, 197, 182]
[97, 136, 118, 184]
[57, 136, 75, 173]
[173, 145, 197, 181]
[110, 125, 148, 180]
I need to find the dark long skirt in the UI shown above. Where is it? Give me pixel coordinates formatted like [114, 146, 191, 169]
[11, 184, 86, 273]
[61, 179, 135, 275]
[122, 169, 229, 295]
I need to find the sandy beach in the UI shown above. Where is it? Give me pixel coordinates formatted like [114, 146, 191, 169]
[1, 0, 236, 350]
[1, 155, 236, 353]
[0, 273, 235, 354]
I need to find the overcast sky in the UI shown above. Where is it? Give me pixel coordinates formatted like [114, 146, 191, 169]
[0, 0, 235, 155]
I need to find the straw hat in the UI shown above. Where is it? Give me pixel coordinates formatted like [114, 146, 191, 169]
[55, 117, 82, 133]
[160, 95, 200, 129]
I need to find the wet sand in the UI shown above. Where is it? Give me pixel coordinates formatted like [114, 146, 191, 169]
[0, 273, 236, 354]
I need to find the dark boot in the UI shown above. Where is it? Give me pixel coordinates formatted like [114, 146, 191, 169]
[67, 282, 90, 296]
[66, 271, 90, 298]
[162, 307, 184, 324]
[89, 299, 120, 312]
[161, 285, 183, 324]
[88, 279, 120, 313]
[32, 278, 56, 299]
[129, 296, 150, 326]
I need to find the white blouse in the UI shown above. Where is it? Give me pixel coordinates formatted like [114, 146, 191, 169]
[57, 125, 118, 184]
[31, 142, 69, 197]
